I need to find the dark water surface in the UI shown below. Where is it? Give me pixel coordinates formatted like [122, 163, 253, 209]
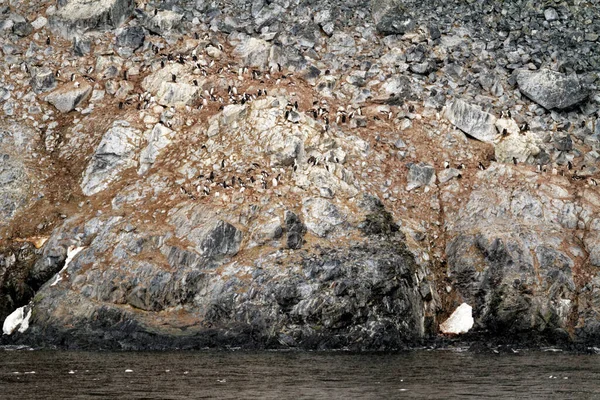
[1, 348, 599, 399]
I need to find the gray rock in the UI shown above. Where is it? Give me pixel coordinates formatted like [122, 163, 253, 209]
[30, 67, 57, 94]
[51, 0, 135, 38]
[169, 204, 243, 258]
[517, 69, 588, 110]
[445, 99, 499, 143]
[438, 168, 462, 184]
[406, 162, 435, 191]
[251, 218, 283, 245]
[81, 121, 142, 196]
[233, 36, 271, 68]
[0, 151, 31, 222]
[115, 26, 144, 51]
[302, 197, 346, 238]
[143, 10, 183, 35]
[12, 18, 33, 37]
[138, 124, 174, 175]
[44, 81, 92, 113]
[544, 8, 559, 21]
[141, 64, 200, 107]
[371, 0, 415, 35]
[73, 35, 91, 56]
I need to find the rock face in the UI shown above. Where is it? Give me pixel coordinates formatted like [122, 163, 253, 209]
[81, 121, 141, 196]
[1, 0, 600, 352]
[16, 223, 428, 350]
[445, 164, 598, 343]
[445, 100, 499, 143]
[517, 69, 588, 110]
[51, 0, 135, 38]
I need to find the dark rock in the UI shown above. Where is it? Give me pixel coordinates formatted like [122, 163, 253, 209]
[29, 67, 57, 94]
[12, 19, 33, 37]
[73, 35, 91, 56]
[554, 135, 573, 152]
[0, 244, 38, 322]
[10, 232, 428, 351]
[371, 0, 415, 35]
[284, 210, 306, 250]
[115, 26, 145, 50]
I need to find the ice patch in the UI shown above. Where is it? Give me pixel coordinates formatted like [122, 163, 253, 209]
[2, 305, 32, 335]
[51, 246, 85, 287]
[440, 303, 474, 334]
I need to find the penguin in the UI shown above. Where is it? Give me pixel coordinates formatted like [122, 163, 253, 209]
[171, 74, 177, 83]
[512, 157, 518, 165]
[46, 36, 51, 46]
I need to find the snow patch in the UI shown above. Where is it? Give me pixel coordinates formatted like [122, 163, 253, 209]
[440, 303, 474, 334]
[2, 305, 32, 335]
[51, 246, 86, 287]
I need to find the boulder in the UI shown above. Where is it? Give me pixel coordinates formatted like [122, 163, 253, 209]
[11, 16, 33, 37]
[445, 164, 584, 340]
[141, 64, 200, 107]
[115, 25, 145, 51]
[29, 67, 57, 94]
[445, 99, 499, 143]
[233, 36, 271, 68]
[81, 121, 142, 196]
[406, 162, 435, 191]
[51, 0, 135, 38]
[371, 0, 415, 35]
[517, 69, 588, 110]
[44, 81, 92, 113]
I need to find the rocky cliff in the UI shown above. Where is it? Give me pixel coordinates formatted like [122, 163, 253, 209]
[0, 0, 599, 350]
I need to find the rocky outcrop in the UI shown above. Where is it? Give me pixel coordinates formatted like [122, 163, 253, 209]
[12, 219, 429, 350]
[1, 0, 599, 352]
[445, 164, 598, 343]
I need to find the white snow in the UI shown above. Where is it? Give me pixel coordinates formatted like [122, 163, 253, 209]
[2, 305, 32, 335]
[125, 369, 133, 373]
[51, 246, 85, 287]
[440, 303, 474, 334]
